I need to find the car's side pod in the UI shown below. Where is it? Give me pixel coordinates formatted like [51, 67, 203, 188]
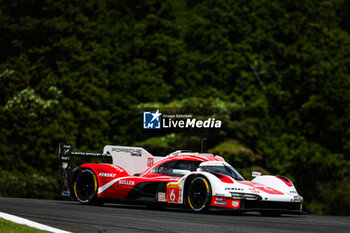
[57, 143, 112, 198]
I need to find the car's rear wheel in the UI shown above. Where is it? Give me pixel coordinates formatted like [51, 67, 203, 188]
[187, 176, 212, 213]
[74, 168, 100, 205]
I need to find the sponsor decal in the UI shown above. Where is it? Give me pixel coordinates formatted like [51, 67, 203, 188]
[143, 110, 162, 129]
[99, 173, 116, 178]
[249, 188, 260, 193]
[214, 201, 227, 205]
[61, 163, 68, 169]
[111, 165, 125, 173]
[232, 200, 240, 208]
[147, 157, 154, 167]
[111, 148, 142, 156]
[158, 192, 166, 202]
[167, 183, 180, 189]
[225, 187, 244, 191]
[215, 197, 226, 201]
[166, 183, 181, 203]
[119, 180, 135, 185]
[143, 109, 222, 129]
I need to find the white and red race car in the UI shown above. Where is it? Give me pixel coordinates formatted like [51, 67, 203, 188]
[58, 144, 303, 215]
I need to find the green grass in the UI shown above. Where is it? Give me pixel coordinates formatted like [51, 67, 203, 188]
[0, 218, 50, 233]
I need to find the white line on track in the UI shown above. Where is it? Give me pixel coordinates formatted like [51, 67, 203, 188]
[0, 212, 72, 233]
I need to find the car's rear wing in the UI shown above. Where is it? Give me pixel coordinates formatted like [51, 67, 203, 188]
[58, 143, 111, 161]
[57, 143, 112, 196]
[57, 143, 165, 197]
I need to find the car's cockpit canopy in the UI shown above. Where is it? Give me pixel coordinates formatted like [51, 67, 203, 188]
[151, 159, 244, 180]
[153, 160, 202, 176]
[197, 161, 244, 181]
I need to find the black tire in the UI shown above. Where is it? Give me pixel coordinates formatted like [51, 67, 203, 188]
[73, 168, 99, 205]
[187, 176, 212, 213]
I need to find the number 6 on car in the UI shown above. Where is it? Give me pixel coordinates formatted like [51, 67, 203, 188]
[166, 183, 181, 203]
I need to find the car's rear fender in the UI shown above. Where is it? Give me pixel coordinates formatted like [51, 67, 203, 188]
[79, 163, 129, 197]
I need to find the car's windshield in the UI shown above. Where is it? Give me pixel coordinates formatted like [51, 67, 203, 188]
[200, 165, 244, 181]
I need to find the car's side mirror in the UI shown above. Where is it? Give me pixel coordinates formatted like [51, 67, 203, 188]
[172, 169, 191, 176]
[252, 171, 261, 177]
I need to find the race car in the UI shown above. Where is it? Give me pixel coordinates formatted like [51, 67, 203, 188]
[58, 143, 303, 215]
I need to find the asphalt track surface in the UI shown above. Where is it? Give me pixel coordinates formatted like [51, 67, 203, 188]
[0, 197, 349, 233]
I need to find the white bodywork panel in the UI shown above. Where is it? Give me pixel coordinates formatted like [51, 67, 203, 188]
[103, 145, 164, 176]
[252, 175, 298, 194]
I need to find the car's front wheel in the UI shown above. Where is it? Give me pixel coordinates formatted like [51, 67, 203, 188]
[187, 176, 212, 213]
[73, 168, 100, 205]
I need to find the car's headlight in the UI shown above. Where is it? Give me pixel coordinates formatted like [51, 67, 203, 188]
[230, 192, 262, 200]
[230, 192, 244, 199]
[293, 195, 303, 202]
